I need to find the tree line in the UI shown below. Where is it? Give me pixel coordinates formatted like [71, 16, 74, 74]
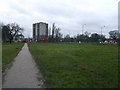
[48, 23, 120, 43]
[1, 22, 119, 44]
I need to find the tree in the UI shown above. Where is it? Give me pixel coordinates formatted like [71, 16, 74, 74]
[50, 23, 63, 42]
[15, 34, 24, 41]
[76, 34, 89, 42]
[2, 23, 24, 43]
[84, 31, 91, 37]
[52, 23, 56, 39]
[90, 33, 101, 42]
[54, 28, 63, 42]
[8, 23, 24, 43]
[2, 25, 10, 42]
[99, 35, 106, 42]
[76, 31, 91, 42]
[63, 34, 71, 42]
[49, 23, 56, 42]
[109, 30, 120, 42]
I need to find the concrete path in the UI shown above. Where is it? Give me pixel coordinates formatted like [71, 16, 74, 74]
[3, 43, 45, 88]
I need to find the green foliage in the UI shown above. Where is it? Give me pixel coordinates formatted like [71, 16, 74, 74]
[109, 30, 120, 42]
[91, 33, 100, 42]
[63, 34, 71, 42]
[29, 43, 118, 88]
[77, 34, 89, 42]
[109, 30, 119, 39]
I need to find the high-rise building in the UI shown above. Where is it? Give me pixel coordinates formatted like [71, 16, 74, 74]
[33, 22, 48, 41]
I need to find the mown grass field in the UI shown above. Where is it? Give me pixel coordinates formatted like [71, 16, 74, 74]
[2, 43, 24, 72]
[29, 43, 118, 88]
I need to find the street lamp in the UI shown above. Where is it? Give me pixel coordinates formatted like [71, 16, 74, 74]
[100, 26, 105, 43]
[82, 24, 86, 35]
[101, 26, 105, 35]
[68, 30, 71, 37]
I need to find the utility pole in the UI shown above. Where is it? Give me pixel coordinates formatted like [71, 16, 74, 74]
[82, 24, 86, 35]
[68, 30, 70, 37]
[100, 26, 105, 42]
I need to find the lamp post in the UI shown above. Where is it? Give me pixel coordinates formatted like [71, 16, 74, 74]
[100, 26, 105, 42]
[68, 30, 70, 37]
[82, 24, 86, 35]
[101, 26, 105, 36]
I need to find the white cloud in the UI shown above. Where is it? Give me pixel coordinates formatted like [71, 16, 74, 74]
[0, 0, 119, 37]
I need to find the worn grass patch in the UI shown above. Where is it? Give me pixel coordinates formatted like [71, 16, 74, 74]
[2, 43, 24, 72]
[29, 43, 118, 88]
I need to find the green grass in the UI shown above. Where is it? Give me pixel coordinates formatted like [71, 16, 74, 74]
[29, 43, 118, 88]
[2, 43, 24, 72]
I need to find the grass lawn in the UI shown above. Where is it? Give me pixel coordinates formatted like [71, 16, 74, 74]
[2, 43, 24, 72]
[29, 43, 118, 88]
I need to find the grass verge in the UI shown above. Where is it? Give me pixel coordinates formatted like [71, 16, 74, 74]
[29, 43, 118, 88]
[2, 43, 24, 72]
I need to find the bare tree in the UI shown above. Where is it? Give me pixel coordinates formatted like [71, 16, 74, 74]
[55, 28, 60, 37]
[55, 28, 62, 42]
[52, 23, 56, 39]
[8, 23, 24, 43]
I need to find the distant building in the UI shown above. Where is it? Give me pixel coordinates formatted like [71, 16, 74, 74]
[33, 22, 48, 41]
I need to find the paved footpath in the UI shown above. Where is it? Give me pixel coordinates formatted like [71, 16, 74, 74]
[3, 43, 45, 88]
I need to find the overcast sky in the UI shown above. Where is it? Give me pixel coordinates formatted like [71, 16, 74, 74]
[0, 0, 119, 38]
